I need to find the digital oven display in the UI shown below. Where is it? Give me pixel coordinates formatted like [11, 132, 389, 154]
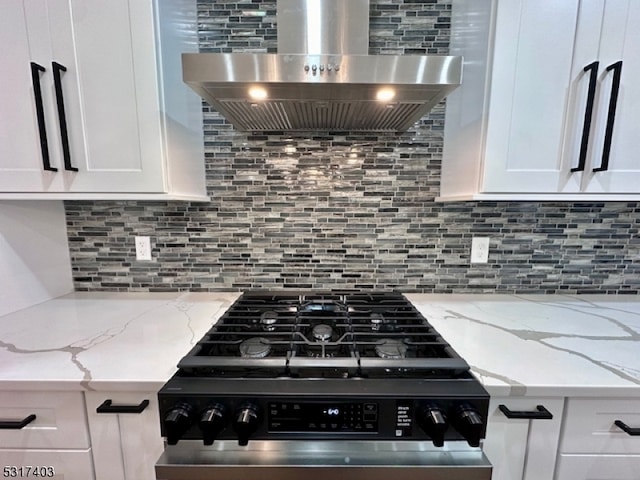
[268, 402, 379, 433]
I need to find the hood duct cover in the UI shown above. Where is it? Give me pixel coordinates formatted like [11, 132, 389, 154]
[182, 0, 463, 132]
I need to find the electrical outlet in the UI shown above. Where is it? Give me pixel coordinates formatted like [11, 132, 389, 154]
[470, 237, 490, 264]
[135, 236, 152, 261]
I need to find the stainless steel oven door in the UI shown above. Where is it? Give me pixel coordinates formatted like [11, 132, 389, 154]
[155, 440, 492, 480]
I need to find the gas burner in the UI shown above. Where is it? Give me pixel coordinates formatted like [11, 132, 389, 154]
[301, 300, 346, 313]
[260, 311, 278, 331]
[370, 313, 383, 331]
[312, 324, 333, 342]
[367, 312, 399, 333]
[374, 339, 408, 359]
[239, 337, 271, 358]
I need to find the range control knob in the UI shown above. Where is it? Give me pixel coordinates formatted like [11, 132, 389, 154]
[417, 405, 448, 447]
[199, 404, 228, 445]
[164, 402, 194, 445]
[234, 404, 260, 446]
[452, 404, 484, 447]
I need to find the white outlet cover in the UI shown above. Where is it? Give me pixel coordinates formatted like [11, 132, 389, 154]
[470, 237, 490, 264]
[135, 236, 152, 261]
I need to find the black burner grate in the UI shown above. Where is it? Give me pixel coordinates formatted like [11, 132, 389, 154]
[178, 291, 469, 378]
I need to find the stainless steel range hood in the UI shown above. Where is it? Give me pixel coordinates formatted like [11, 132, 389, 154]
[182, 0, 463, 132]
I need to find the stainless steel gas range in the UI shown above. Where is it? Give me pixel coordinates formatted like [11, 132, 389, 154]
[155, 291, 492, 480]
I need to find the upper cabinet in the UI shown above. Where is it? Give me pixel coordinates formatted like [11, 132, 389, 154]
[0, 0, 207, 200]
[440, 0, 640, 201]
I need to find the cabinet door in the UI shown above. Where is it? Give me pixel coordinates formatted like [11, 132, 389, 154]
[57, 0, 165, 193]
[85, 392, 163, 480]
[582, 0, 640, 193]
[1, 0, 165, 194]
[0, 0, 63, 191]
[483, 398, 564, 480]
[482, 0, 581, 193]
[557, 0, 606, 190]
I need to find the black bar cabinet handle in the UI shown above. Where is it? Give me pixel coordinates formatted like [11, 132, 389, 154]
[0, 414, 36, 429]
[594, 60, 623, 173]
[30, 62, 57, 172]
[498, 404, 553, 420]
[96, 399, 149, 414]
[615, 420, 640, 436]
[572, 61, 599, 173]
[51, 61, 77, 172]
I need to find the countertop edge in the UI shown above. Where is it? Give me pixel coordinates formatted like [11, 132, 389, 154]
[1, 293, 639, 398]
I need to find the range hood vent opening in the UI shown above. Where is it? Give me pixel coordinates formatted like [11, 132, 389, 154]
[183, 0, 462, 132]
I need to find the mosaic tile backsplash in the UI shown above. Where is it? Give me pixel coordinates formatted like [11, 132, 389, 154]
[64, 0, 640, 294]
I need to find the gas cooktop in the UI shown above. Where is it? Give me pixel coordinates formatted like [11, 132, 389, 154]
[158, 291, 489, 448]
[177, 291, 469, 378]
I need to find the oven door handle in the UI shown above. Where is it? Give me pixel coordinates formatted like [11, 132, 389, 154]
[96, 399, 149, 414]
[498, 404, 553, 420]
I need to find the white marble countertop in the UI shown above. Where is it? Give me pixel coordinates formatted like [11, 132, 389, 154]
[0, 292, 638, 397]
[406, 294, 640, 397]
[0, 292, 240, 392]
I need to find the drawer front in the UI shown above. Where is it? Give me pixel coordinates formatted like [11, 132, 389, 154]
[561, 398, 640, 454]
[0, 391, 89, 449]
[556, 454, 640, 480]
[0, 448, 94, 480]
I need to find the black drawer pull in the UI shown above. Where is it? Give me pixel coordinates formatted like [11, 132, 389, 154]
[30, 62, 56, 172]
[51, 61, 77, 172]
[593, 60, 623, 173]
[499, 404, 553, 420]
[96, 399, 149, 414]
[0, 414, 36, 429]
[615, 420, 640, 436]
[572, 61, 599, 173]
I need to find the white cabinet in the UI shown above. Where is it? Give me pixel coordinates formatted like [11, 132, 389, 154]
[0, 0, 207, 200]
[555, 398, 640, 480]
[85, 392, 163, 480]
[0, 0, 47, 191]
[441, 0, 640, 201]
[0, 391, 94, 479]
[580, 1, 640, 194]
[482, 397, 564, 480]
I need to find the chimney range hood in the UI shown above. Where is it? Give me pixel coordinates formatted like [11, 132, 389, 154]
[182, 0, 463, 132]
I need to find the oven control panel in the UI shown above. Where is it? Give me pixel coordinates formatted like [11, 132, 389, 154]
[268, 402, 378, 433]
[158, 388, 490, 446]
